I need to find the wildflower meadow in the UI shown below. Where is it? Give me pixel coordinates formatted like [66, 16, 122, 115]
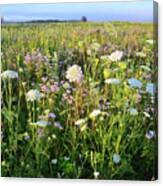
[1, 22, 157, 180]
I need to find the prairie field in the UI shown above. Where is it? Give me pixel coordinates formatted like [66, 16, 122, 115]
[1, 22, 157, 180]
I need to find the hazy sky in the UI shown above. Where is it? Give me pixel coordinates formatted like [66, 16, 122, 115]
[1, 1, 153, 22]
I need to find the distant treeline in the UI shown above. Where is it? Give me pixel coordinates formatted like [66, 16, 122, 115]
[25, 19, 82, 23]
[1, 16, 88, 24]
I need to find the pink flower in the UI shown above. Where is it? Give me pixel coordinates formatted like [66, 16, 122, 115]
[41, 85, 50, 92]
[50, 84, 59, 92]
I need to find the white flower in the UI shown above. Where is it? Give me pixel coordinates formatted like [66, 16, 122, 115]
[128, 78, 142, 88]
[136, 52, 146, 58]
[75, 119, 86, 126]
[108, 51, 123, 62]
[80, 124, 87, 131]
[1, 70, 18, 79]
[51, 159, 58, 164]
[143, 112, 150, 118]
[26, 89, 42, 102]
[129, 108, 138, 116]
[51, 134, 56, 139]
[145, 130, 156, 140]
[62, 82, 70, 89]
[89, 109, 101, 119]
[146, 39, 154, 45]
[105, 78, 121, 85]
[66, 65, 83, 83]
[87, 49, 92, 56]
[36, 120, 51, 127]
[64, 156, 70, 161]
[113, 153, 121, 164]
[75, 119, 87, 131]
[94, 171, 100, 179]
[30, 120, 51, 127]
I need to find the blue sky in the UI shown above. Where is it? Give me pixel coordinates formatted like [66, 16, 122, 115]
[1, 1, 153, 22]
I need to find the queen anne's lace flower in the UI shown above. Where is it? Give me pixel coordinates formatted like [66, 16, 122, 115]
[26, 89, 42, 102]
[1, 70, 18, 79]
[66, 65, 83, 83]
[108, 51, 123, 62]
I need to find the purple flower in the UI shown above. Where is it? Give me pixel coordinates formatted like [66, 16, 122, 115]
[54, 82, 59, 85]
[24, 135, 30, 141]
[99, 103, 103, 109]
[50, 84, 59, 92]
[48, 113, 56, 118]
[37, 128, 44, 137]
[41, 85, 50, 92]
[24, 54, 31, 64]
[43, 56, 49, 62]
[54, 122, 63, 130]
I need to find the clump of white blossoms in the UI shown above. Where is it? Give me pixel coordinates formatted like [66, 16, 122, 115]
[136, 51, 146, 58]
[108, 50, 123, 62]
[105, 78, 121, 85]
[75, 118, 86, 126]
[145, 130, 156, 140]
[75, 118, 87, 132]
[89, 109, 101, 119]
[66, 65, 83, 84]
[30, 120, 51, 127]
[26, 89, 42, 102]
[113, 153, 121, 164]
[1, 70, 18, 79]
[51, 159, 58, 164]
[146, 39, 154, 45]
[94, 171, 100, 179]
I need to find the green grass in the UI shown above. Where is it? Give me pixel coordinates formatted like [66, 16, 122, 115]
[1, 22, 157, 180]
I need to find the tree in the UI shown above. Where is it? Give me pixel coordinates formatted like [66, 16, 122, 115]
[81, 16, 87, 22]
[1, 16, 4, 24]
